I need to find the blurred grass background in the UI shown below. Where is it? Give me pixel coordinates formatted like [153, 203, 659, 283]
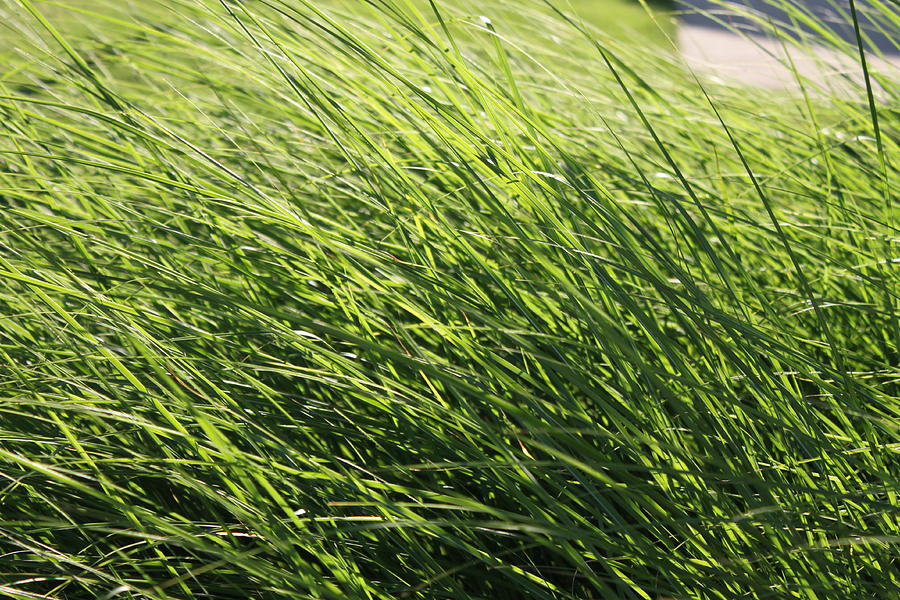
[1, 0, 675, 45]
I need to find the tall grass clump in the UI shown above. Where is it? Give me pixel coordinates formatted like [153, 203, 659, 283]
[0, 0, 897, 598]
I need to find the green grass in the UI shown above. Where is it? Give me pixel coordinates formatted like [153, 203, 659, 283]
[0, 0, 897, 599]
[567, 0, 673, 41]
[477, 0, 674, 42]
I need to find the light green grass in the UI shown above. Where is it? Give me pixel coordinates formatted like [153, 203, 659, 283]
[0, 1, 897, 599]
[470, 0, 674, 42]
[567, 0, 673, 41]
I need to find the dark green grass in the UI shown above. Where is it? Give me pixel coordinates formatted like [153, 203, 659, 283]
[0, 1, 897, 599]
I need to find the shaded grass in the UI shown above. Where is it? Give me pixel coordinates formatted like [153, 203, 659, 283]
[0, 1, 897, 599]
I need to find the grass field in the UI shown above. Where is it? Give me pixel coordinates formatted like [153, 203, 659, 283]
[0, 1, 897, 599]
[535, 0, 673, 41]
